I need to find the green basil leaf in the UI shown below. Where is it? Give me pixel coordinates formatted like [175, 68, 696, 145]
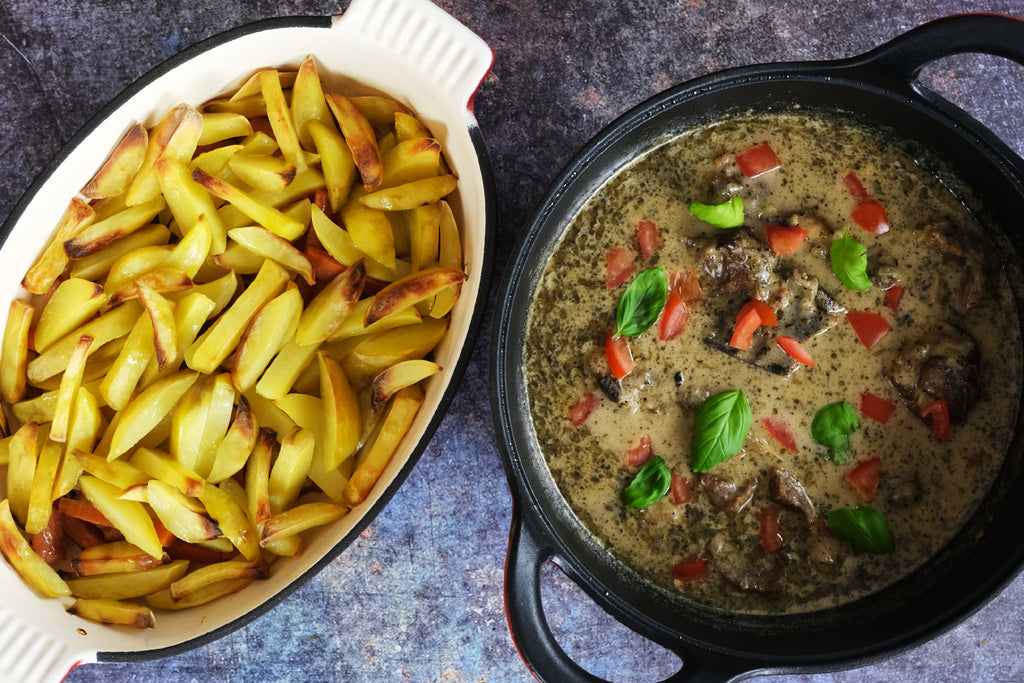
[826, 506, 894, 554]
[621, 456, 672, 509]
[615, 267, 668, 337]
[830, 234, 872, 291]
[811, 401, 859, 464]
[690, 390, 752, 472]
[689, 197, 744, 229]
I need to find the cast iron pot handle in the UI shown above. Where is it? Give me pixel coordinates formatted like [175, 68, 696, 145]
[505, 510, 751, 682]
[848, 13, 1024, 87]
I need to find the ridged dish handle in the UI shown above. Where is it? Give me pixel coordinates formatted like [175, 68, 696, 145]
[331, 0, 494, 113]
[848, 13, 1024, 89]
[505, 511, 751, 683]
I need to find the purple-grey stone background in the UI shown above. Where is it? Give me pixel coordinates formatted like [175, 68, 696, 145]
[1, 0, 1023, 681]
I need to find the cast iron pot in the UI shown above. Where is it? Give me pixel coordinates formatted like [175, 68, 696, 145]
[490, 13, 1024, 682]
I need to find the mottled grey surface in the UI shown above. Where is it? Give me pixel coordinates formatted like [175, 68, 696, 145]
[1, 0, 1024, 681]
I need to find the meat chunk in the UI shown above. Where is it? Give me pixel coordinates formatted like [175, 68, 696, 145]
[884, 322, 981, 422]
[706, 534, 787, 593]
[696, 232, 844, 376]
[699, 474, 757, 512]
[922, 222, 997, 313]
[768, 468, 815, 520]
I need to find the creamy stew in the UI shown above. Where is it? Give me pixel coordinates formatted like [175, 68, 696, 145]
[524, 113, 1022, 613]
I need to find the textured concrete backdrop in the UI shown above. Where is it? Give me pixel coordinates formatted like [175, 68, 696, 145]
[1, 1, 1024, 681]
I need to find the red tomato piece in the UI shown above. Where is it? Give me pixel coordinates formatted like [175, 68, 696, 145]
[735, 300, 778, 327]
[758, 504, 783, 554]
[637, 220, 660, 259]
[860, 391, 897, 424]
[659, 294, 690, 341]
[883, 285, 905, 313]
[605, 332, 635, 379]
[730, 306, 762, 350]
[672, 558, 708, 583]
[921, 399, 951, 442]
[765, 224, 809, 255]
[776, 336, 814, 367]
[568, 392, 599, 427]
[605, 246, 636, 288]
[846, 456, 881, 502]
[735, 142, 781, 178]
[842, 170, 869, 202]
[851, 201, 890, 235]
[846, 311, 891, 349]
[670, 268, 703, 303]
[762, 417, 798, 452]
[624, 435, 654, 468]
[670, 473, 693, 505]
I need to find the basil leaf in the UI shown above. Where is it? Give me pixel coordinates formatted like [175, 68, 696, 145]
[811, 401, 859, 464]
[830, 234, 872, 291]
[615, 267, 668, 337]
[826, 506, 894, 554]
[689, 197, 744, 229]
[621, 456, 672, 509]
[691, 390, 752, 472]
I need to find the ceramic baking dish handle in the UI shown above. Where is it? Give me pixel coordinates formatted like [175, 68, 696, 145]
[331, 0, 494, 113]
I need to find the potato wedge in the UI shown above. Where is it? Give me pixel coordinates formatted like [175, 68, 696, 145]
[254, 340, 321, 401]
[125, 103, 204, 206]
[347, 385, 424, 505]
[268, 427, 315, 515]
[228, 153, 296, 192]
[28, 301, 142, 385]
[7, 422, 38, 527]
[80, 123, 148, 200]
[232, 284, 303, 392]
[168, 558, 267, 602]
[25, 441, 61, 534]
[260, 501, 346, 547]
[291, 56, 333, 149]
[0, 499, 70, 597]
[146, 576, 253, 610]
[364, 267, 466, 326]
[359, 174, 458, 212]
[185, 260, 288, 374]
[306, 119, 355, 213]
[227, 227, 314, 285]
[73, 448, 149, 491]
[191, 168, 304, 240]
[370, 359, 441, 413]
[207, 395, 257, 484]
[198, 483, 259, 561]
[69, 559, 188, 600]
[261, 69, 306, 172]
[325, 93, 383, 191]
[130, 447, 205, 498]
[1, 300, 33, 404]
[147, 480, 219, 544]
[78, 475, 163, 559]
[380, 137, 443, 189]
[34, 278, 107, 354]
[319, 352, 361, 470]
[50, 335, 93, 443]
[22, 197, 95, 295]
[198, 112, 253, 146]
[295, 260, 365, 345]
[64, 195, 167, 258]
[107, 370, 199, 461]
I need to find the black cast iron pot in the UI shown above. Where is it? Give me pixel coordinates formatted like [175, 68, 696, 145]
[490, 13, 1024, 682]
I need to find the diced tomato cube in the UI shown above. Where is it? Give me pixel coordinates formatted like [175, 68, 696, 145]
[659, 294, 690, 341]
[846, 311, 891, 349]
[762, 417, 798, 453]
[637, 220, 660, 259]
[776, 336, 814, 367]
[605, 246, 636, 288]
[846, 456, 881, 502]
[735, 142, 781, 178]
[568, 392, 599, 427]
[605, 332, 635, 379]
[860, 391, 897, 424]
[921, 399, 951, 442]
[672, 558, 708, 583]
[851, 201, 889, 235]
[735, 299, 777, 327]
[842, 170, 869, 202]
[670, 473, 693, 505]
[624, 434, 653, 467]
[883, 285, 904, 314]
[730, 306, 762, 350]
[765, 224, 809, 255]
[758, 504, 783, 554]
